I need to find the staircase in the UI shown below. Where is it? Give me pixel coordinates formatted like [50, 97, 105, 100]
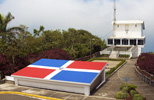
[109, 51, 119, 58]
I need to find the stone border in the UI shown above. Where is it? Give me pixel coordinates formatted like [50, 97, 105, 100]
[0, 91, 62, 100]
[135, 66, 154, 86]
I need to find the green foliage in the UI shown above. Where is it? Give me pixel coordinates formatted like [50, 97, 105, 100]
[133, 94, 144, 100]
[121, 87, 128, 93]
[87, 58, 125, 78]
[120, 83, 137, 93]
[87, 57, 124, 61]
[120, 83, 129, 90]
[106, 60, 125, 77]
[141, 56, 145, 61]
[130, 90, 137, 96]
[101, 54, 109, 57]
[115, 91, 129, 99]
[119, 54, 130, 58]
[0, 12, 107, 66]
[127, 84, 137, 92]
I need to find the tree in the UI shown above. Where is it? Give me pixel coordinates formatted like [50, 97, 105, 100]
[33, 25, 44, 37]
[0, 12, 24, 43]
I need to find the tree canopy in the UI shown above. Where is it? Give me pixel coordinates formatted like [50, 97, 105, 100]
[0, 12, 107, 75]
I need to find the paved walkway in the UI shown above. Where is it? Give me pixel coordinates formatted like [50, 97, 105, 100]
[93, 59, 154, 100]
[0, 59, 154, 100]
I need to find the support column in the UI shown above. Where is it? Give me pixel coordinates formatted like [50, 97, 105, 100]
[136, 39, 138, 45]
[113, 39, 115, 45]
[128, 39, 130, 45]
[120, 39, 122, 45]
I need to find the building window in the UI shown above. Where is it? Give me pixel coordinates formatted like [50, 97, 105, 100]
[122, 39, 128, 45]
[114, 39, 120, 45]
[108, 39, 113, 45]
[138, 39, 144, 45]
[130, 39, 136, 45]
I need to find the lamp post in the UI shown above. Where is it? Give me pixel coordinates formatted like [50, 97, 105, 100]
[90, 38, 95, 57]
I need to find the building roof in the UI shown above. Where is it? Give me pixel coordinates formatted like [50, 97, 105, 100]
[113, 20, 145, 29]
[12, 58, 107, 84]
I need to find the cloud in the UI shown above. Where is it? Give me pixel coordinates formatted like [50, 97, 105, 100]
[0, 0, 154, 52]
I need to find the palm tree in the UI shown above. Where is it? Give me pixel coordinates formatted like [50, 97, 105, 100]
[0, 12, 23, 43]
[0, 12, 24, 65]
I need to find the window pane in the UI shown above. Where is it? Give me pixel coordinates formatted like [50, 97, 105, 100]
[108, 39, 113, 45]
[130, 39, 136, 45]
[114, 39, 120, 45]
[122, 39, 128, 45]
[138, 40, 144, 45]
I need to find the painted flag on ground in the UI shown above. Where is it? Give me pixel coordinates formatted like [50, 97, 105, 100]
[12, 58, 107, 84]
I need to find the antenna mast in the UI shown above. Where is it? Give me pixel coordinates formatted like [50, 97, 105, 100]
[113, 0, 116, 22]
[113, 0, 116, 36]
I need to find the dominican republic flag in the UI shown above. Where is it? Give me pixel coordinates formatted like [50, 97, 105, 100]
[12, 59, 107, 84]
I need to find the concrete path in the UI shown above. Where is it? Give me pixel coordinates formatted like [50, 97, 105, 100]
[0, 59, 154, 100]
[93, 59, 154, 100]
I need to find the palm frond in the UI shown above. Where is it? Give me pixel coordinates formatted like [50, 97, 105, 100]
[4, 12, 14, 26]
[7, 26, 24, 33]
[0, 13, 5, 32]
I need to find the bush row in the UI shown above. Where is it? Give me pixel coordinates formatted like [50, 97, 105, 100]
[106, 60, 125, 77]
[0, 49, 74, 75]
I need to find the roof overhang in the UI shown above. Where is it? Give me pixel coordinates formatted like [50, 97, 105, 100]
[112, 20, 145, 30]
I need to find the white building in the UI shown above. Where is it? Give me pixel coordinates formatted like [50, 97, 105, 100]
[101, 20, 145, 58]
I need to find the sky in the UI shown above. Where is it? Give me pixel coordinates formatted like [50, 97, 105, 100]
[0, 0, 154, 52]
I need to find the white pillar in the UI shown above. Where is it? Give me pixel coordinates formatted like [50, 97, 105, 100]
[136, 39, 138, 45]
[120, 39, 122, 45]
[113, 39, 115, 45]
[128, 39, 130, 45]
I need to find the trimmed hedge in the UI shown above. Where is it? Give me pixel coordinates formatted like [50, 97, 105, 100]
[115, 91, 129, 99]
[87, 57, 124, 61]
[119, 54, 130, 58]
[106, 60, 125, 77]
[87, 57, 126, 78]
[133, 94, 144, 100]
[101, 54, 109, 57]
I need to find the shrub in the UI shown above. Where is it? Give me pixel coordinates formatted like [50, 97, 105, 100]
[133, 94, 144, 100]
[130, 90, 137, 96]
[115, 91, 129, 99]
[101, 54, 109, 57]
[137, 53, 154, 75]
[120, 83, 137, 93]
[120, 83, 129, 90]
[119, 54, 130, 58]
[127, 84, 137, 92]
[122, 87, 128, 93]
